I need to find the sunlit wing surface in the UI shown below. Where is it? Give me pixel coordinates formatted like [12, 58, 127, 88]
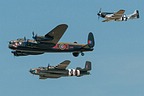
[45, 24, 68, 44]
[103, 10, 125, 22]
[55, 60, 71, 69]
[111, 10, 125, 19]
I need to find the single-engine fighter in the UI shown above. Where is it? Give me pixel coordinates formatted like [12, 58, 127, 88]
[29, 60, 91, 79]
[97, 9, 139, 22]
[8, 24, 95, 57]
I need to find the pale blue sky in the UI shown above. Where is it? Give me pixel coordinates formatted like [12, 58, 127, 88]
[0, 0, 144, 96]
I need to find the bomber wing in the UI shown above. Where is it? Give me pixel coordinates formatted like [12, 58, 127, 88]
[45, 24, 68, 44]
[39, 75, 61, 79]
[55, 60, 71, 69]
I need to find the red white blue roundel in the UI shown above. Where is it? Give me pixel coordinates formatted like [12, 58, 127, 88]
[88, 40, 92, 44]
[59, 44, 67, 50]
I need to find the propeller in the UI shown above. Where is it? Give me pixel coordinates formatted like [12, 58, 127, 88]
[32, 31, 37, 40]
[47, 63, 50, 69]
[24, 37, 26, 41]
[97, 8, 102, 20]
[32, 31, 35, 38]
[23, 36, 28, 46]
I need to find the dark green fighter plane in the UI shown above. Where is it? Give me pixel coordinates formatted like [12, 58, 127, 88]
[9, 24, 95, 57]
[29, 60, 91, 79]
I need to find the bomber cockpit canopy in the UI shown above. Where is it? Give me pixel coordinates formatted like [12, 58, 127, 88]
[17, 38, 25, 41]
[38, 67, 46, 69]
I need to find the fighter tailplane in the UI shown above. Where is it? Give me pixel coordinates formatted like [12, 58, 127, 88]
[128, 10, 139, 19]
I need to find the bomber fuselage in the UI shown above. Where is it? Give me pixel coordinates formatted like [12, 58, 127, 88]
[9, 40, 93, 53]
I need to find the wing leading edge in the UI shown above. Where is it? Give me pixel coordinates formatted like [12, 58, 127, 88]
[45, 24, 68, 44]
[102, 10, 125, 22]
[55, 60, 71, 69]
[112, 9, 125, 18]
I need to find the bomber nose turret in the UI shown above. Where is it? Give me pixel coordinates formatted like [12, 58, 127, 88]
[29, 69, 35, 74]
[8, 44, 12, 49]
[97, 13, 100, 16]
[8, 44, 15, 50]
[8, 40, 18, 49]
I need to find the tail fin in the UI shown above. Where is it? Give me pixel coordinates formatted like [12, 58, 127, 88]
[136, 10, 140, 18]
[128, 10, 139, 19]
[88, 32, 95, 48]
[84, 61, 91, 71]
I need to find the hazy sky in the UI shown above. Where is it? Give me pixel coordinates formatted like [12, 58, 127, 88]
[0, 0, 144, 96]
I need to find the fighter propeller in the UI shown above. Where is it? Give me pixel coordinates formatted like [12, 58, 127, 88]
[97, 8, 102, 20]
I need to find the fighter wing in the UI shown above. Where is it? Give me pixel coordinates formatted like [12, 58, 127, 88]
[102, 19, 111, 22]
[45, 24, 68, 44]
[55, 60, 71, 69]
[111, 10, 125, 19]
[102, 10, 125, 22]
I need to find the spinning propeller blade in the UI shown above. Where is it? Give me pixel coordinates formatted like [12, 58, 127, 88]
[32, 31, 35, 38]
[24, 37, 26, 41]
[47, 63, 50, 69]
[32, 31, 37, 40]
[97, 8, 102, 20]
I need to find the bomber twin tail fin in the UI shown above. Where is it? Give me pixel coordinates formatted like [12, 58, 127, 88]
[82, 32, 95, 49]
[88, 32, 95, 48]
[84, 61, 91, 71]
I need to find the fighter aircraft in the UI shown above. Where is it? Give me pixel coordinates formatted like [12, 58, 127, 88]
[29, 60, 91, 79]
[8, 24, 95, 57]
[97, 9, 139, 22]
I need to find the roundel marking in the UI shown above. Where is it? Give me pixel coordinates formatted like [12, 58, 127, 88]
[59, 44, 67, 50]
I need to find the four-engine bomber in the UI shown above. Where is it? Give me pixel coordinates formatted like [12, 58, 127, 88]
[9, 24, 95, 57]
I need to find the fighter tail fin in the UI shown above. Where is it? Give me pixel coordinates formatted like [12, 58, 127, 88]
[87, 32, 95, 48]
[84, 61, 91, 71]
[136, 10, 140, 18]
[128, 10, 139, 19]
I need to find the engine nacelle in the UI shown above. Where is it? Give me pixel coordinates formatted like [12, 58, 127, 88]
[12, 51, 28, 56]
[11, 51, 44, 56]
[68, 69, 81, 76]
